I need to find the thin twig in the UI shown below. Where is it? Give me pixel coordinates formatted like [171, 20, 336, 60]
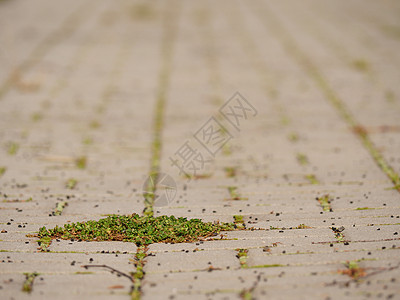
[81, 265, 133, 282]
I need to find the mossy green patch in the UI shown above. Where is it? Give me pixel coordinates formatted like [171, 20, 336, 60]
[37, 236, 52, 252]
[224, 167, 237, 178]
[352, 59, 369, 72]
[251, 264, 284, 268]
[7, 142, 19, 155]
[236, 248, 248, 268]
[22, 272, 39, 293]
[54, 201, 68, 216]
[288, 132, 299, 142]
[65, 178, 78, 189]
[38, 214, 237, 247]
[296, 153, 309, 165]
[305, 174, 319, 184]
[317, 194, 331, 212]
[3, 197, 32, 203]
[338, 260, 366, 279]
[356, 207, 373, 210]
[233, 215, 245, 229]
[226, 186, 247, 201]
[31, 112, 43, 122]
[75, 156, 87, 169]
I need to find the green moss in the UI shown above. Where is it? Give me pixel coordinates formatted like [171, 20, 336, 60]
[236, 248, 248, 268]
[296, 224, 311, 229]
[331, 226, 345, 242]
[31, 112, 43, 122]
[296, 153, 309, 165]
[185, 173, 213, 180]
[385, 90, 395, 103]
[22, 272, 39, 293]
[305, 174, 319, 184]
[75, 156, 87, 169]
[240, 289, 252, 300]
[233, 215, 245, 230]
[37, 236, 52, 252]
[130, 4, 154, 20]
[356, 207, 373, 210]
[339, 260, 366, 279]
[352, 59, 369, 72]
[54, 201, 68, 216]
[2, 197, 32, 203]
[7, 142, 19, 155]
[269, 224, 311, 230]
[251, 264, 284, 268]
[0, 166, 7, 177]
[66, 178, 78, 189]
[89, 120, 101, 129]
[131, 245, 147, 300]
[227, 186, 247, 201]
[82, 137, 93, 145]
[317, 194, 331, 212]
[224, 167, 237, 178]
[288, 132, 299, 142]
[37, 214, 237, 247]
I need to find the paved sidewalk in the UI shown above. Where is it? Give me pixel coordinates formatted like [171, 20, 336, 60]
[1, 0, 400, 299]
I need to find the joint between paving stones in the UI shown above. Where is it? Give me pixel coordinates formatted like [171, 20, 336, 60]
[143, 0, 181, 217]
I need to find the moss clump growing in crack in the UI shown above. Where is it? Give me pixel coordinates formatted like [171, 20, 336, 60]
[0, 166, 6, 177]
[37, 214, 237, 247]
[53, 201, 68, 216]
[224, 167, 237, 178]
[22, 272, 39, 293]
[331, 226, 345, 242]
[184, 173, 213, 180]
[296, 153, 309, 165]
[227, 186, 247, 201]
[352, 59, 369, 72]
[317, 194, 332, 212]
[131, 246, 147, 300]
[338, 260, 366, 280]
[65, 178, 78, 189]
[233, 215, 245, 229]
[37, 236, 52, 252]
[222, 144, 232, 156]
[288, 132, 299, 142]
[305, 174, 319, 185]
[7, 142, 19, 155]
[75, 156, 87, 169]
[236, 248, 248, 268]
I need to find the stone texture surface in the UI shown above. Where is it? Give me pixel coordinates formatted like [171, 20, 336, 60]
[1, 0, 400, 299]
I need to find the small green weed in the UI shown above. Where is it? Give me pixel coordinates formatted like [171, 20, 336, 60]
[22, 272, 39, 293]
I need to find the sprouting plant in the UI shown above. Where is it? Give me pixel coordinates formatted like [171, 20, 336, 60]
[75, 156, 87, 169]
[296, 153, 309, 165]
[224, 167, 237, 178]
[305, 174, 319, 184]
[338, 260, 366, 280]
[0, 166, 6, 177]
[66, 178, 78, 189]
[236, 248, 248, 268]
[22, 272, 39, 293]
[317, 194, 332, 212]
[7, 142, 19, 155]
